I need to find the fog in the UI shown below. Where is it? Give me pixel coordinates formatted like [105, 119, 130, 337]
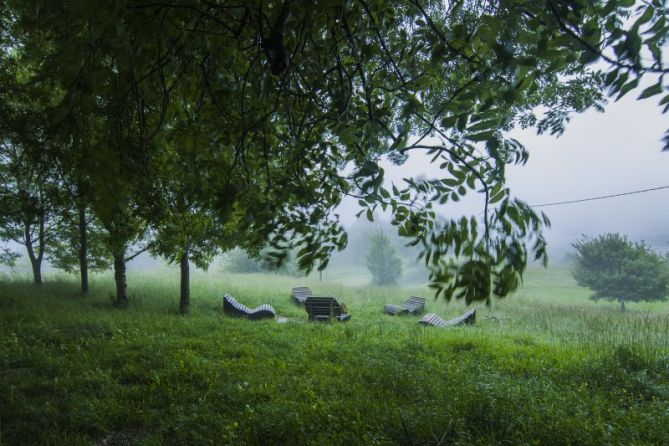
[3, 87, 668, 281]
[506, 95, 669, 258]
[336, 89, 669, 268]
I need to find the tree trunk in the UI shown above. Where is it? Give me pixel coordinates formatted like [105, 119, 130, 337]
[180, 250, 190, 314]
[24, 222, 42, 285]
[620, 299, 626, 312]
[78, 205, 89, 294]
[113, 253, 128, 307]
[30, 257, 42, 285]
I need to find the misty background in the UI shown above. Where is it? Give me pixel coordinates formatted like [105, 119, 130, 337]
[327, 88, 669, 282]
[3, 90, 668, 286]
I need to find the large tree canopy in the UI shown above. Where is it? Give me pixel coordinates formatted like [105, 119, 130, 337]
[573, 233, 669, 311]
[1, 0, 667, 305]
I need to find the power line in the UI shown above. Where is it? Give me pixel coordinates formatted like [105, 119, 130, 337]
[529, 185, 669, 208]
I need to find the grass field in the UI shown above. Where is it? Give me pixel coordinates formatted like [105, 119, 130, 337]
[1, 266, 668, 445]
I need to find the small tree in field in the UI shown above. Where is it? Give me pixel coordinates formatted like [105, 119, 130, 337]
[366, 230, 402, 286]
[572, 233, 669, 311]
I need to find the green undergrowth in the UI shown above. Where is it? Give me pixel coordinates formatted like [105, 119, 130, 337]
[1, 269, 668, 445]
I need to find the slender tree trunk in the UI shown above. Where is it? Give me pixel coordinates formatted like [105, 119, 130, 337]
[113, 252, 128, 307]
[30, 257, 42, 285]
[180, 250, 190, 314]
[35, 189, 46, 283]
[78, 205, 89, 294]
[24, 222, 42, 285]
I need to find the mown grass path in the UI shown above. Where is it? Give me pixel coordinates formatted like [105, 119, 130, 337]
[1, 269, 668, 445]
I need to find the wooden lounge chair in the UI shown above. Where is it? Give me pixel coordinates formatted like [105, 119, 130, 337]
[384, 296, 426, 315]
[419, 309, 476, 327]
[223, 294, 276, 320]
[291, 286, 313, 305]
[304, 296, 351, 322]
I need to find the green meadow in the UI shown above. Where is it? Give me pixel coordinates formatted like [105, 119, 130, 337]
[1, 267, 668, 445]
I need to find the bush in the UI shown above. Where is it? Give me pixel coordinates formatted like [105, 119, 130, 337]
[223, 248, 264, 273]
[366, 230, 402, 285]
[572, 233, 669, 310]
[222, 248, 302, 276]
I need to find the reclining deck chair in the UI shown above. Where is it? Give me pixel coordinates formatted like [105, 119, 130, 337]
[304, 296, 351, 322]
[291, 287, 313, 305]
[223, 294, 276, 320]
[419, 309, 476, 327]
[384, 296, 426, 315]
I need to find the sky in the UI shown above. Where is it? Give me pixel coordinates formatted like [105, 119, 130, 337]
[506, 92, 669, 256]
[338, 85, 669, 260]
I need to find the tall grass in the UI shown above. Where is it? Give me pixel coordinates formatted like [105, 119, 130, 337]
[0, 267, 668, 445]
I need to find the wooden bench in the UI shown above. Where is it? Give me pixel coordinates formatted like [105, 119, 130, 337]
[291, 286, 313, 305]
[419, 309, 476, 327]
[304, 296, 351, 322]
[384, 296, 426, 315]
[223, 294, 276, 320]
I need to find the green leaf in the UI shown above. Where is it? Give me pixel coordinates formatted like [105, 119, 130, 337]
[467, 119, 498, 132]
[637, 81, 663, 100]
[615, 78, 640, 101]
[466, 131, 495, 142]
[489, 189, 505, 204]
[633, 6, 654, 28]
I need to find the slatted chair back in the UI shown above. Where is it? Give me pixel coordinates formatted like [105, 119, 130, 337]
[402, 296, 426, 313]
[383, 304, 406, 315]
[419, 309, 476, 327]
[248, 304, 276, 320]
[224, 294, 276, 320]
[224, 293, 251, 317]
[419, 313, 447, 327]
[384, 296, 426, 315]
[446, 308, 476, 326]
[291, 287, 313, 304]
[304, 296, 351, 322]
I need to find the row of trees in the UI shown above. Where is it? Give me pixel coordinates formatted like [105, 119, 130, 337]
[1, 1, 668, 312]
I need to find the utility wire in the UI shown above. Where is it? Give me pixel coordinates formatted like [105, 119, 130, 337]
[529, 185, 669, 208]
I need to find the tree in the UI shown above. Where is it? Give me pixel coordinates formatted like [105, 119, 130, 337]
[46, 207, 112, 291]
[0, 54, 59, 285]
[366, 230, 403, 286]
[47, 115, 117, 294]
[572, 233, 669, 311]
[4, 0, 669, 305]
[146, 134, 225, 314]
[0, 144, 56, 284]
[0, 108, 58, 285]
[0, 246, 19, 267]
[223, 248, 303, 276]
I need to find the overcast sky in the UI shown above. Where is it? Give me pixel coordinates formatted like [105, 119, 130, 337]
[339, 87, 669, 258]
[507, 92, 669, 254]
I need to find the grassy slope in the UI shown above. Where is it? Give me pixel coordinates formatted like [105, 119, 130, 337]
[0, 268, 668, 445]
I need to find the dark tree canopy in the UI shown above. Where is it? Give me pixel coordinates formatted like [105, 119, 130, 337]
[1, 0, 668, 306]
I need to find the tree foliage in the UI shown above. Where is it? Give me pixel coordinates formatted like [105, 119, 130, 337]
[572, 233, 669, 310]
[1, 0, 668, 307]
[0, 92, 58, 284]
[46, 210, 111, 274]
[366, 230, 403, 286]
[223, 248, 303, 276]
